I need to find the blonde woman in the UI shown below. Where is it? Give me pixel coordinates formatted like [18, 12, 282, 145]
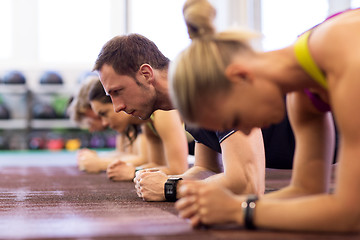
[170, 0, 356, 233]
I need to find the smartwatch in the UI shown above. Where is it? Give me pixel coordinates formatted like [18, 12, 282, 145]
[164, 177, 183, 202]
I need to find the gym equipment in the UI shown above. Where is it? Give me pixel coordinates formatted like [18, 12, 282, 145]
[45, 132, 65, 151]
[65, 138, 81, 151]
[32, 102, 57, 119]
[89, 134, 106, 149]
[29, 136, 46, 150]
[106, 134, 116, 148]
[47, 138, 64, 151]
[79, 134, 90, 148]
[2, 70, 26, 84]
[0, 135, 9, 149]
[39, 71, 63, 85]
[52, 96, 71, 118]
[0, 103, 11, 119]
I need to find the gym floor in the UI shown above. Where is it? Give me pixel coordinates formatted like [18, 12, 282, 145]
[0, 151, 357, 240]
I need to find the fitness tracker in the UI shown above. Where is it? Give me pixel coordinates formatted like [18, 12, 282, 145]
[164, 177, 183, 202]
[241, 194, 259, 230]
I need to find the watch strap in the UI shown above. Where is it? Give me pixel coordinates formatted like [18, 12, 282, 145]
[242, 194, 258, 230]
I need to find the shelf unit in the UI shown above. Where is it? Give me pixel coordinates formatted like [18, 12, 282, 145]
[0, 83, 79, 150]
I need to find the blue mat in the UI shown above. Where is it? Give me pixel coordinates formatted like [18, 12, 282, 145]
[0, 150, 77, 167]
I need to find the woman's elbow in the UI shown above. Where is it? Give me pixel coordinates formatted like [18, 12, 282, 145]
[341, 204, 360, 232]
[329, 196, 360, 233]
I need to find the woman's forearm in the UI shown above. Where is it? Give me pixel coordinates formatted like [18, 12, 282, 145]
[263, 184, 319, 199]
[121, 154, 147, 167]
[98, 157, 116, 170]
[254, 193, 358, 232]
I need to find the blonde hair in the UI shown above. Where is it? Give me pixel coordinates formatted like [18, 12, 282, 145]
[169, 0, 258, 123]
[67, 75, 100, 124]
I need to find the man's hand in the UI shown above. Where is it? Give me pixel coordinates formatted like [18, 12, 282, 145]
[134, 170, 168, 201]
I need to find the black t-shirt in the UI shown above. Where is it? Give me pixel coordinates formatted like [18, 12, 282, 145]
[262, 114, 295, 169]
[186, 116, 296, 170]
[185, 127, 235, 153]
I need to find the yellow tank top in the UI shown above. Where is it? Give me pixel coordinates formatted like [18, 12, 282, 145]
[294, 30, 328, 89]
[146, 114, 159, 136]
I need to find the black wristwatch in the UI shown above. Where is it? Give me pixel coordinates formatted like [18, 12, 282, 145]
[164, 177, 183, 202]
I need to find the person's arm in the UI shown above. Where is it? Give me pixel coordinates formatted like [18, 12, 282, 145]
[263, 93, 335, 199]
[178, 18, 360, 232]
[134, 142, 222, 201]
[176, 92, 338, 229]
[77, 148, 114, 173]
[144, 110, 189, 175]
[119, 134, 148, 167]
[202, 129, 265, 195]
[247, 26, 360, 231]
[136, 128, 265, 201]
[253, 30, 360, 230]
[240, 91, 338, 230]
[106, 134, 149, 181]
[182, 142, 223, 179]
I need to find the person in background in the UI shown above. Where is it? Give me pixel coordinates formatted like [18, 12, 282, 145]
[68, 75, 106, 133]
[67, 75, 129, 173]
[170, 0, 352, 233]
[92, 33, 294, 201]
[88, 79, 189, 181]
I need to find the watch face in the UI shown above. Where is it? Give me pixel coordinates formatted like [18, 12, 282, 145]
[166, 184, 174, 195]
[165, 178, 181, 202]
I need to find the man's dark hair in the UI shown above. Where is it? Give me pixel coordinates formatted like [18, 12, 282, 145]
[93, 34, 170, 77]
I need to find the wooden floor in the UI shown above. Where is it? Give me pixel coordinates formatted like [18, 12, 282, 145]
[0, 151, 357, 240]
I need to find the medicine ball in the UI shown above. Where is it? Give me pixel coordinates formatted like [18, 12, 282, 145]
[2, 70, 26, 84]
[40, 71, 63, 85]
[32, 102, 57, 119]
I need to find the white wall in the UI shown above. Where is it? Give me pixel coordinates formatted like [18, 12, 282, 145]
[1, 0, 357, 93]
[0, 0, 126, 93]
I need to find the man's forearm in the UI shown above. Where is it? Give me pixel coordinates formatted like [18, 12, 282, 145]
[175, 166, 218, 199]
[181, 165, 217, 180]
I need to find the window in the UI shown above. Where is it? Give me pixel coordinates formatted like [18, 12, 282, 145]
[352, 0, 360, 8]
[0, 0, 12, 59]
[128, 0, 190, 60]
[38, 0, 112, 64]
[261, 0, 328, 51]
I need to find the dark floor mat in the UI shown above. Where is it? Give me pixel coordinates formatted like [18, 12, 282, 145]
[0, 152, 355, 239]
